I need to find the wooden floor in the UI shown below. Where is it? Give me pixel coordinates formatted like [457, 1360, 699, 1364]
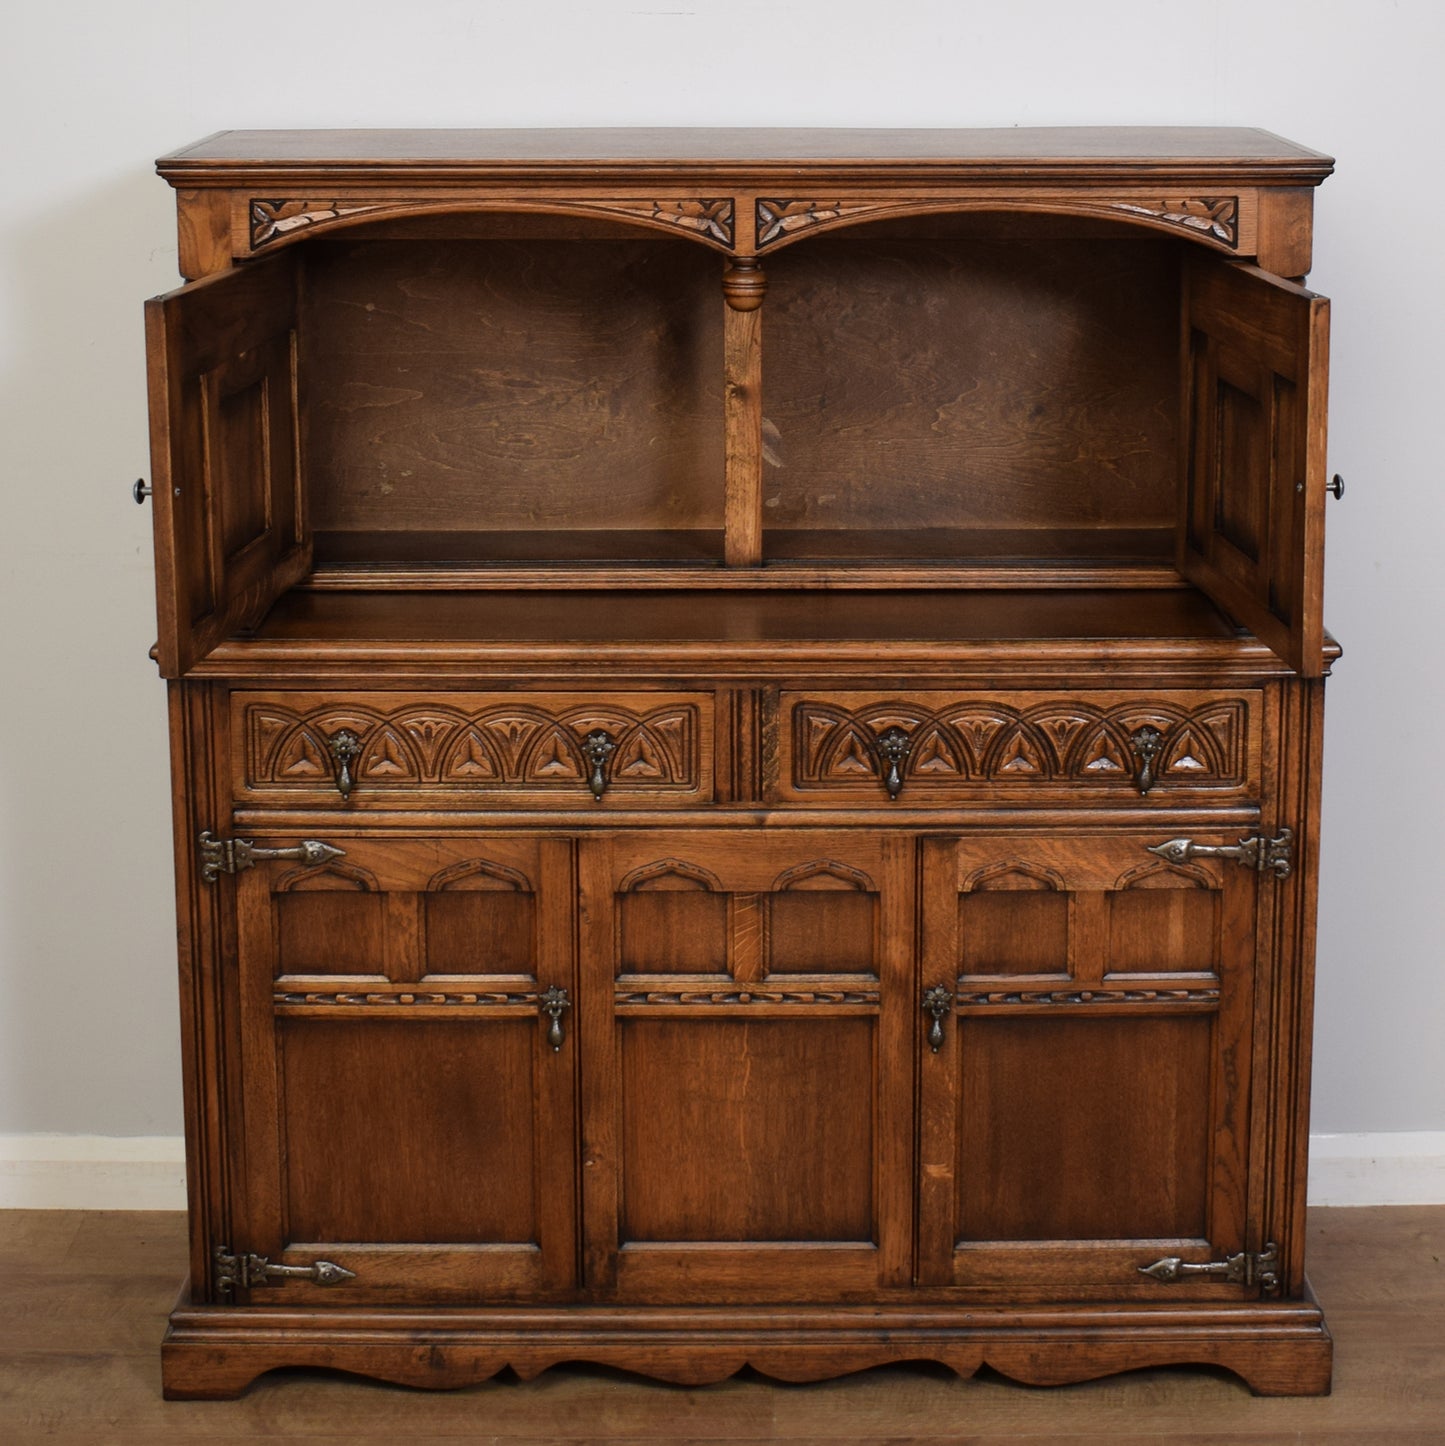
[0, 1207, 1440, 1444]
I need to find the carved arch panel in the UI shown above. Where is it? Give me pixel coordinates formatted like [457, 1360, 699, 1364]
[234, 691, 713, 806]
[247, 196, 735, 254]
[782, 692, 1258, 801]
[753, 195, 1243, 253]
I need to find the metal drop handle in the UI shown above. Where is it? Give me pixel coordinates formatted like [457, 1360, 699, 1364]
[1129, 725, 1163, 796]
[874, 726, 912, 801]
[326, 729, 362, 799]
[922, 985, 953, 1053]
[540, 985, 571, 1051]
[580, 730, 616, 800]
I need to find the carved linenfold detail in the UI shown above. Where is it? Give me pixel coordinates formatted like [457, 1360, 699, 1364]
[793, 700, 1245, 792]
[615, 987, 880, 1007]
[250, 197, 733, 250]
[1110, 196, 1238, 244]
[275, 989, 539, 1009]
[955, 987, 1221, 1009]
[246, 702, 699, 792]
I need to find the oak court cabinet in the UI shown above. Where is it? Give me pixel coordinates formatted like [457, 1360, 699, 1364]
[139, 127, 1339, 1398]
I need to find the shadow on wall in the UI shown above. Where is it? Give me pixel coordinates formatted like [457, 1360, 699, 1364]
[0, 167, 183, 1137]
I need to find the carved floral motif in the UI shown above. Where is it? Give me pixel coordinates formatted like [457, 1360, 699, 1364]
[1110, 196, 1238, 244]
[250, 199, 381, 246]
[756, 199, 852, 246]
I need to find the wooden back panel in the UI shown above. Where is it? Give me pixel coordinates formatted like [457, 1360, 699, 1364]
[299, 238, 724, 537]
[763, 230, 1180, 535]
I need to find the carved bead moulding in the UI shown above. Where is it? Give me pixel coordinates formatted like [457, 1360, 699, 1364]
[952, 987, 1222, 1012]
[274, 988, 542, 1012]
[242, 699, 699, 793]
[790, 699, 1249, 793]
[614, 987, 881, 1008]
[248, 196, 734, 251]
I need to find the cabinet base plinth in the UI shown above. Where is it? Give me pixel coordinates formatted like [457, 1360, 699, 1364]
[162, 1294, 1332, 1400]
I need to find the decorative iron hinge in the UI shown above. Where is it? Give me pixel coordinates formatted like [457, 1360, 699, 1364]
[1146, 828, 1294, 879]
[213, 1245, 356, 1293]
[198, 830, 347, 882]
[1138, 1240, 1280, 1294]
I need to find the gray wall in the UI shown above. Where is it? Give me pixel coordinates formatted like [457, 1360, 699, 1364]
[0, 0, 1438, 1138]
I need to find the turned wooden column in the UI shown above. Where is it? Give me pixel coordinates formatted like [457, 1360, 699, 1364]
[723, 258, 766, 567]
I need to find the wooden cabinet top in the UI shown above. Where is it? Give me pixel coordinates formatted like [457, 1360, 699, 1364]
[158, 126, 1333, 183]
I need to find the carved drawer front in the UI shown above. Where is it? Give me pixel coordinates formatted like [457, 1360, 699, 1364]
[778, 690, 1262, 805]
[231, 690, 713, 808]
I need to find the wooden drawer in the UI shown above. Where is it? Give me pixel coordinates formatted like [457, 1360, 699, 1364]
[776, 689, 1263, 805]
[231, 690, 714, 808]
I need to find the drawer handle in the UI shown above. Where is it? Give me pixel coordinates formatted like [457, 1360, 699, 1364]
[580, 729, 617, 800]
[1129, 725, 1164, 796]
[540, 985, 571, 1051]
[873, 726, 913, 800]
[922, 985, 953, 1052]
[326, 729, 362, 799]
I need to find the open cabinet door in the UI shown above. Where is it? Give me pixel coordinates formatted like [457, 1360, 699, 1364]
[1181, 255, 1329, 675]
[145, 253, 310, 676]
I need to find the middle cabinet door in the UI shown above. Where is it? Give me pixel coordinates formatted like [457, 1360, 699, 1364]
[577, 831, 915, 1301]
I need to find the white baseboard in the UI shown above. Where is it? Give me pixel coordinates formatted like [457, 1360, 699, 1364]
[1, 1131, 1442, 1211]
[1306, 1130, 1445, 1207]
[0, 1135, 187, 1210]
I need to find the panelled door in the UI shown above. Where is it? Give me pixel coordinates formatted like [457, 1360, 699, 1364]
[578, 831, 913, 1301]
[1181, 254, 1329, 675]
[918, 831, 1260, 1301]
[230, 833, 576, 1305]
[145, 252, 310, 676]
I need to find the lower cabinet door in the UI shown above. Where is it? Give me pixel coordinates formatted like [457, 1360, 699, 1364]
[230, 834, 577, 1305]
[917, 832, 1260, 1301]
[577, 831, 914, 1301]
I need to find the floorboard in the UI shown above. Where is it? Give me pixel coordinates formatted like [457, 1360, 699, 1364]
[0, 1207, 1439, 1443]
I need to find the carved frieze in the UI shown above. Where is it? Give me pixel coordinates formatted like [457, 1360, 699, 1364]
[250, 197, 733, 250]
[755, 195, 1239, 250]
[791, 699, 1247, 793]
[245, 700, 699, 792]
